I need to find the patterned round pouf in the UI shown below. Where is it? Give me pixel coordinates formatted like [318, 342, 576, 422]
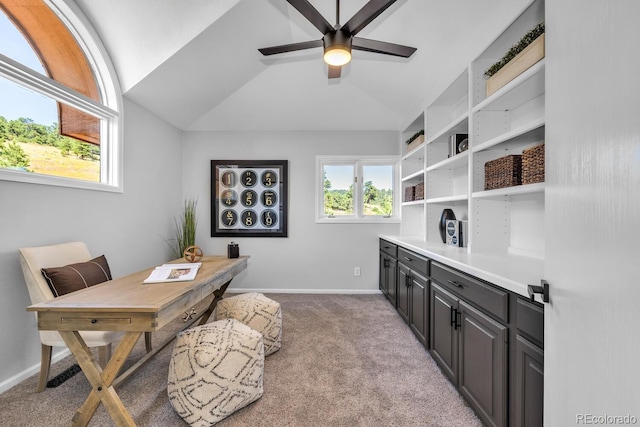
[214, 292, 282, 356]
[167, 319, 264, 426]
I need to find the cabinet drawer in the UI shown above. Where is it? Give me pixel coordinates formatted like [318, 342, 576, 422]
[516, 297, 544, 347]
[379, 239, 397, 257]
[431, 262, 508, 323]
[398, 247, 429, 276]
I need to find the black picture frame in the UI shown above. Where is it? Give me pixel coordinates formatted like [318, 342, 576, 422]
[211, 160, 288, 237]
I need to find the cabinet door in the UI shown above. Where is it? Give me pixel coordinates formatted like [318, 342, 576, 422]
[409, 270, 428, 346]
[458, 301, 508, 427]
[397, 263, 411, 323]
[515, 335, 544, 427]
[387, 257, 397, 305]
[379, 252, 386, 294]
[430, 283, 458, 383]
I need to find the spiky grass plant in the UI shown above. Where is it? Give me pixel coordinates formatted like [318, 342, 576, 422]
[174, 198, 198, 259]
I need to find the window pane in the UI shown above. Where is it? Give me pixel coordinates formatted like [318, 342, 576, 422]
[0, 11, 46, 74]
[363, 164, 394, 216]
[0, 76, 100, 182]
[323, 164, 354, 216]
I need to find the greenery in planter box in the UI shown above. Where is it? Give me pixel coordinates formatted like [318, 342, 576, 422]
[405, 130, 424, 145]
[485, 22, 545, 78]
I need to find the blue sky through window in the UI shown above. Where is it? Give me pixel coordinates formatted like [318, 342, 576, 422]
[0, 11, 58, 125]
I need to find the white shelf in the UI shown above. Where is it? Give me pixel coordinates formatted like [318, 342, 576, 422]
[402, 170, 424, 183]
[402, 143, 424, 161]
[402, 200, 425, 207]
[426, 151, 469, 172]
[473, 118, 544, 153]
[426, 112, 469, 145]
[472, 182, 545, 199]
[425, 194, 468, 204]
[473, 60, 545, 113]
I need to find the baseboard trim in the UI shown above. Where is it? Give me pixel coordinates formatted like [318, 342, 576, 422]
[226, 289, 383, 295]
[0, 348, 70, 394]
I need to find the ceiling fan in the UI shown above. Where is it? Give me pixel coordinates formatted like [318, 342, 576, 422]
[259, 0, 416, 79]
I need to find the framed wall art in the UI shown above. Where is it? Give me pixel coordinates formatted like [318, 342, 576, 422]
[211, 160, 288, 237]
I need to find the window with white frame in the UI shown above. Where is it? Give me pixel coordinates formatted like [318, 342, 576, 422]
[316, 156, 399, 223]
[0, 0, 122, 191]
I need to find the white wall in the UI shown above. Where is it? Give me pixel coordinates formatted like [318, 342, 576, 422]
[545, 0, 640, 424]
[182, 131, 401, 293]
[0, 98, 183, 392]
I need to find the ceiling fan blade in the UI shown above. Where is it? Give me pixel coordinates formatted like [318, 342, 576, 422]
[287, 0, 334, 34]
[259, 39, 323, 56]
[328, 65, 342, 79]
[341, 0, 397, 36]
[352, 37, 416, 58]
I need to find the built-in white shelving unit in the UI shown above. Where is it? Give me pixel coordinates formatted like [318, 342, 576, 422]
[397, 0, 546, 282]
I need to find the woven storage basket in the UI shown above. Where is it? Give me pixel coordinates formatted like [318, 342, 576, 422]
[522, 143, 545, 184]
[414, 182, 425, 200]
[404, 186, 415, 202]
[484, 155, 522, 190]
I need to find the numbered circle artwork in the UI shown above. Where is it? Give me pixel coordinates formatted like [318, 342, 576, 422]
[211, 160, 288, 237]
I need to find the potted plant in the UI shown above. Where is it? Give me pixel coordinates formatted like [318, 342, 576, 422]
[173, 197, 198, 259]
[405, 130, 425, 152]
[485, 22, 545, 96]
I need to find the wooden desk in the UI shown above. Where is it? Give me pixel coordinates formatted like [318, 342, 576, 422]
[27, 255, 248, 427]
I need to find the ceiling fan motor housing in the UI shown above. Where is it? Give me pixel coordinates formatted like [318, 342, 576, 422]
[323, 30, 352, 66]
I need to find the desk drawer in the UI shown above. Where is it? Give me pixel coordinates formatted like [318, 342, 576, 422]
[431, 262, 508, 323]
[380, 239, 397, 257]
[398, 248, 429, 276]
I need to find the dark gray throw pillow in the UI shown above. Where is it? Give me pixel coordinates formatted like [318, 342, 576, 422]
[41, 255, 112, 297]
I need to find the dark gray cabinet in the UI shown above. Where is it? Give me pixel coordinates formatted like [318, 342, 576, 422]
[379, 241, 544, 426]
[513, 298, 544, 427]
[431, 278, 508, 427]
[397, 248, 429, 346]
[379, 240, 397, 305]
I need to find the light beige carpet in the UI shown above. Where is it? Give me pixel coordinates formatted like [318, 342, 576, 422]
[0, 293, 481, 426]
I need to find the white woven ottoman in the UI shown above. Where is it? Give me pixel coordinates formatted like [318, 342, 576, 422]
[167, 319, 264, 426]
[214, 292, 282, 356]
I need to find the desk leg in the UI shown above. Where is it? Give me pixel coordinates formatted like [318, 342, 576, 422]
[60, 330, 142, 427]
[197, 279, 232, 326]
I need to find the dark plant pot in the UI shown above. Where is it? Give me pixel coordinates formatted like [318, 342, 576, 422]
[439, 209, 456, 243]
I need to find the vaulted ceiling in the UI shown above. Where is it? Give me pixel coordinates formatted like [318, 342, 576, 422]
[75, 0, 530, 132]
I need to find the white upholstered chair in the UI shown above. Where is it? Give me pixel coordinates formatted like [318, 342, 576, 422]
[18, 242, 127, 392]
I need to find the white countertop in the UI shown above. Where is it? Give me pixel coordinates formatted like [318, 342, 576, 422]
[380, 235, 545, 302]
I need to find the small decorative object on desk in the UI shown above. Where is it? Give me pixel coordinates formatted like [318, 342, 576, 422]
[183, 245, 203, 263]
[439, 209, 456, 243]
[228, 242, 239, 258]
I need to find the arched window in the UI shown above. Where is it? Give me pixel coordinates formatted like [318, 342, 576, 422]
[0, 0, 122, 191]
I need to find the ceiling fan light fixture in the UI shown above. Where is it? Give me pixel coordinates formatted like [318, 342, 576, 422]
[323, 30, 352, 66]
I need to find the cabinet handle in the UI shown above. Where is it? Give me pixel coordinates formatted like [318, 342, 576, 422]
[403, 256, 412, 262]
[455, 310, 462, 330]
[527, 279, 550, 303]
[405, 274, 412, 287]
[450, 306, 456, 326]
[383, 259, 389, 268]
[448, 280, 462, 288]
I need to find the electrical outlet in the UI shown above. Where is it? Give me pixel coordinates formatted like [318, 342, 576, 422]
[354, 267, 361, 277]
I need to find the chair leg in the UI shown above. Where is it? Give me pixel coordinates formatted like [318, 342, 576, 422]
[37, 344, 52, 393]
[145, 332, 153, 353]
[97, 344, 112, 368]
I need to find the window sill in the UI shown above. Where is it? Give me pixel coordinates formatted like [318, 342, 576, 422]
[316, 217, 401, 224]
[0, 169, 122, 193]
